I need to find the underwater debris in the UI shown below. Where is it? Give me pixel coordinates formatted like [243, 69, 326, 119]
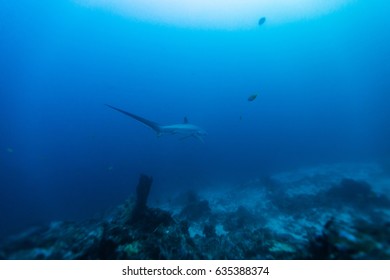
[258, 17, 266, 26]
[248, 94, 258, 102]
[130, 174, 153, 224]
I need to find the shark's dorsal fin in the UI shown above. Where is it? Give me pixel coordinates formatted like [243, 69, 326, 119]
[183, 117, 188, 124]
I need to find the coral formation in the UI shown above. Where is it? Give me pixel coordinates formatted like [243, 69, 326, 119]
[1, 163, 389, 259]
[130, 174, 153, 223]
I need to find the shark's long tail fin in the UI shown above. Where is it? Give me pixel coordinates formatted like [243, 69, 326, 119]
[105, 104, 162, 133]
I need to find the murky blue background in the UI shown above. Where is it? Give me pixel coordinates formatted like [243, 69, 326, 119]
[1, 0, 389, 237]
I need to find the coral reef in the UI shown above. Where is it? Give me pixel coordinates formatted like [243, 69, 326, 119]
[1, 162, 389, 259]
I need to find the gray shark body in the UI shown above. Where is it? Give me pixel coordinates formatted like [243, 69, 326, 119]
[106, 104, 207, 142]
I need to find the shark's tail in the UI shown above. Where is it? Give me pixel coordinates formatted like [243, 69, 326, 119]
[105, 104, 162, 134]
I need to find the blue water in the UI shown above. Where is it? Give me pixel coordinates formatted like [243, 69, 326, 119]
[1, 0, 389, 238]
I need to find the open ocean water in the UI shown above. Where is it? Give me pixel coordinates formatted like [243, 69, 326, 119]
[0, 0, 389, 259]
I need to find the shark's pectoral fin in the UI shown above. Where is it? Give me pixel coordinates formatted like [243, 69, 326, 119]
[179, 135, 192, 141]
[193, 134, 205, 143]
[180, 134, 204, 143]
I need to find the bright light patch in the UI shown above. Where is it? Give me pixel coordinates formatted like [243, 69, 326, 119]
[75, 0, 352, 28]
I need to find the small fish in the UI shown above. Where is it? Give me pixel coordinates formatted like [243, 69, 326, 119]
[258, 17, 266, 26]
[248, 94, 258, 102]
